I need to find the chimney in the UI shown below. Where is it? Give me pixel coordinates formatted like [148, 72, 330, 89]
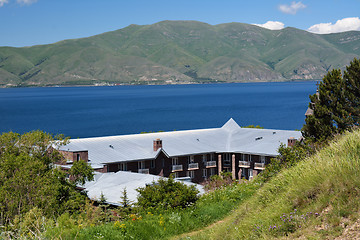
[288, 137, 297, 147]
[153, 139, 162, 151]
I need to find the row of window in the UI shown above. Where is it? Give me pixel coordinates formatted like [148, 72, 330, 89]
[241, 168, 254, 179]
[172, 154, 266, 165]
[172, 168, 217, 179]
[172, 154, 216, 165]
[117, 154, 267, 172]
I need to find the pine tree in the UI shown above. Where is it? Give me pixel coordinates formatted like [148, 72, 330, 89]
[343, 58, 360, 125]
[302, 58, 360, 141]
[120, 187, 131, 208]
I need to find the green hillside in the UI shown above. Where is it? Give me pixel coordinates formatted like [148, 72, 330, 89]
[0, 21, 360, 87]
[179, 129, 360, 239]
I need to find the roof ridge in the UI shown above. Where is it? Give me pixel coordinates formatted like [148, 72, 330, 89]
[221, 118, 241, 132]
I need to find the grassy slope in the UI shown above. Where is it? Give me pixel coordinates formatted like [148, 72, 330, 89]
[179, 129, 360, 239]
[0, 21, 360, 86]
[40, 181, 259, 239]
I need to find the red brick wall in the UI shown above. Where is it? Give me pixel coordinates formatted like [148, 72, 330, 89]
[58, 150, 88, 164]
[102, 152, 274, 182]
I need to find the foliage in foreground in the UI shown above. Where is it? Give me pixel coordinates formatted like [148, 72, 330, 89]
[0, 131, 93, 226]
[1, 179, 259, 239]
[183, 129, 360, 239]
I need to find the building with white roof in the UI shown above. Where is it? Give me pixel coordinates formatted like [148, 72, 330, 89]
[82, 171, 205, 206]
[58, 118, 302, 182]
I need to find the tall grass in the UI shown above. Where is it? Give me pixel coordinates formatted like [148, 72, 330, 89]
[183, 130, 360, 239]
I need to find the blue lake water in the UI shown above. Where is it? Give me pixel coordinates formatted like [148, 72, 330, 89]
[0, 82, 317, 138]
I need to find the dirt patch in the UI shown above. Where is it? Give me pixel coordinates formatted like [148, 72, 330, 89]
[334, 217, 360, 240]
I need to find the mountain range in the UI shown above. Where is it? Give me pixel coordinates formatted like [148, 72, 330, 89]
[0, 20, 359, 87]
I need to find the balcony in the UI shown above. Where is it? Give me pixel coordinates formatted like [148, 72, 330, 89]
[205, 161, 216, 168]
[188, 162, 199, 170]
[172, 164, 183, 172]
[138, 168, 149, 174]
[254, 163, 265, 170]
[239, 161, 251, 168]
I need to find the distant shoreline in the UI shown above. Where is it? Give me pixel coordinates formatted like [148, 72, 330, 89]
[0, 79, 319, 89]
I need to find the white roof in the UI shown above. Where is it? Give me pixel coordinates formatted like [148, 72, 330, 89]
[59, 118, 302, 168]
[83, 171, 204, 206]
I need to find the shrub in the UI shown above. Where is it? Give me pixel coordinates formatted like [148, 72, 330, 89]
[257, 141, 315, 183]
[136, 177, 199, 211]
[205, 172, 236, 191]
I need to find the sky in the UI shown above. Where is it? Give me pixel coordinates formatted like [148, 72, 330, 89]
[0, 0, 360, 47]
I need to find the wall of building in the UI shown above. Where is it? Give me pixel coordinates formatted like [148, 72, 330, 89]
[58, 150, 88, 163]
[72, 150, 275, 183]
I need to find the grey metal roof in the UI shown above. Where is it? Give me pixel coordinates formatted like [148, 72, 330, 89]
[82, 171, 205, 206]
[59, 118, 302, 167]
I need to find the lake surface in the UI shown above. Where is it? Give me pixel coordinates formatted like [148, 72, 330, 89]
[0, 82, 317, 138]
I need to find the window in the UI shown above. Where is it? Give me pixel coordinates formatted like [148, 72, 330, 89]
[188, 155, 195, 163]
[210, 153, 214, 161]
[202, 169, 207, 178]
[249, 169, 253, 179]
[242, 154, 248, 161]
[202, 154, 207, 162]
[138, 161, 145, 169]
[76, 154, 80, 161]
[118, 163, 127, 171]
[172, 157, 178, 165]
[241, 168, 247, 178]
[260, 155, 266, 163]
[188, 170, 195, 179]
[210, 168, 216, 176]
[151, 160, 155, 168]
[223, 153, 231, 165]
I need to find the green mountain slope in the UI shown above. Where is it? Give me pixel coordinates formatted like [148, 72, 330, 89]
[0, 21, 359, 87]
[181, 129, 360, 239]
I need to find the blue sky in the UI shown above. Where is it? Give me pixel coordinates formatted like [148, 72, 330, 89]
[1, 0, 360, 47]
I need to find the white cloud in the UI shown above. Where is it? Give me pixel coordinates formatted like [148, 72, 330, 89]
[0, 0, 9, 7]
[308, 17, 360, 34]
[17, 0, 37, 5]
[254, 21, 285, 30]
[279, 1, 306, 15]
[0, 0, 37, 7]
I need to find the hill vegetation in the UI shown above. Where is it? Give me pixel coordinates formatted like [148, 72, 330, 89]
[4, 129, 360, 239]
[0, 21, 359, 87]
[179, 128, 360, 239]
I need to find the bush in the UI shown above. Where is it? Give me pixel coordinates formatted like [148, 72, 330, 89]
[257, 141, 315, 183]
[204, 172, 235, 191]
[136, 177, 199, 211]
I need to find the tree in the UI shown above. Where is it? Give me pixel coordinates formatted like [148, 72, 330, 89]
[120, 188, 131, 209]
[136, 177, 199, 211]
[302, 58, 360, 141]
[343, 58, 360, 125]
[68, 159, 94, 185]
[0, 131, 92, 225]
